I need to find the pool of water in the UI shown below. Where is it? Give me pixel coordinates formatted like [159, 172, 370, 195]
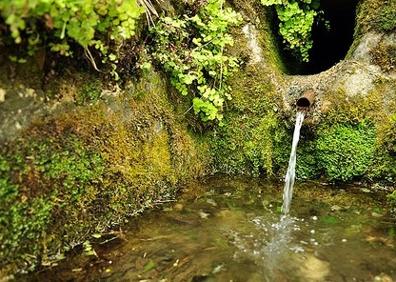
[28, 177, 396, 281]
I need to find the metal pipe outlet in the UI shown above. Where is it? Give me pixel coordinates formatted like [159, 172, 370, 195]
[296, 89, 316, 111]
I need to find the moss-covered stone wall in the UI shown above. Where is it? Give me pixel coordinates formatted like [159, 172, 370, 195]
[0, 66, 210, 274]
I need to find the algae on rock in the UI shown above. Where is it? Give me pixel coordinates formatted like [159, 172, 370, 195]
[0, 68, 210, 273]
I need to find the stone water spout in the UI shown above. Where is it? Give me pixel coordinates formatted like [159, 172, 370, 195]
[296, 89, 316, 111]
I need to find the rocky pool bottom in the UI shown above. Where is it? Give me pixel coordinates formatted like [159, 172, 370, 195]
[24, 177, 396, 281]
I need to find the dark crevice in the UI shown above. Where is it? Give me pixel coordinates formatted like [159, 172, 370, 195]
[296, 97, 311, 108]
[274, 0, 359, 75]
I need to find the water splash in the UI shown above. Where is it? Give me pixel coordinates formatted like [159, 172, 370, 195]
[282, 111, 305, 214]
[229, 214, 305, 281]
[229, 111, 306, 278]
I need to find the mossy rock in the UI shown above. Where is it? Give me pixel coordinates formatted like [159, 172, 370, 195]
[316, 123, 376, 182]
[375, 1, 396, 33]
[356, 0, 396, 35]
[0, 69, 211, 273]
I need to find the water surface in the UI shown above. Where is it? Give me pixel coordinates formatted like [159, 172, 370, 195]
[29, 177, 396, 281]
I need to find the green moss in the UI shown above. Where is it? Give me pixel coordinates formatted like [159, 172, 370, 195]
[0, 154, 53, 269]
[379, 114, 396, 155]
[388, 190, 396, 206]
[0, 69, 210, 274]
[356, 0, 396, 35]
[317, 83, 396, 183]
[368, 113, 396, 182]
[211, 67, 290, 177]
[2, 198, 53, 270]
[0, 134, 106, 267]
[75, 80, 102, 105]
[215, 112, 288, 176]
[369, 152, 396, 183]
[370, 41, 396, 73]
[375, 2, 396, 32]
[295, 140, 321, 180]
[320, 88, 383, 124]
[207, 35, 289, 175]
[316, 123, 376, 182]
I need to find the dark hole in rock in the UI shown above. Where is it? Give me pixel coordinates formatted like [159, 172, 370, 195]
[273, 0, 358, 75]
[296, 97, 311, 108]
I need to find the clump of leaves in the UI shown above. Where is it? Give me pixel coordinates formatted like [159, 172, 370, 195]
[0, 0, 145, 79]
[261, 0, 327, 62]
[151, 0, 242, 123]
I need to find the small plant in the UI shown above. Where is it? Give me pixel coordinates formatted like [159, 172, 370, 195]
[151, 0, 242, 123]
[0, 0, 145, 79]
[261, 0, 327, 62]
[388, 191, 396, 206]
[75, 80, 102, 105]
[83, 241, 98, 257]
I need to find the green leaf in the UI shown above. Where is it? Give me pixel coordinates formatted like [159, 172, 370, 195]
[143, 260, 156, 272]
[320, 215, 339, 225]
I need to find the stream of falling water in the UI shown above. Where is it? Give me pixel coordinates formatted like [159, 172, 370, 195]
[281, 111, 305, 214]
[260, 111, 305, 278]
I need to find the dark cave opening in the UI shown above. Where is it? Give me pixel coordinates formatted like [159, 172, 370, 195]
[276, 0, 359, 75]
